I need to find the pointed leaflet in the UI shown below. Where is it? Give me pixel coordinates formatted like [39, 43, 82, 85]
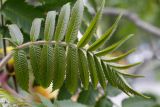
[103, 49, 135, 62]
[77, 0, 105, 48]
[101, 63, 147, 98]
[87, 52, 98, 89]
[78, 49, 89, 90]
[108, 62, 141, 70]
[53, 45, 66, 90]
[13, 50, 29, 90]
[94, 55, 107, 89]
[8, 24, 23, 45]
[44, 11, 56, 41]
[54, 3, 70, 41]
[95, 34, 134, 56]
[30, 18, 43, 41]
[88, 14, 122, 51]
[117, 71, 144, 78]
[29, 45, 41, 83]
[66, 46, 78, 94]
[65, 0, 84, 43]
[40, 45, 54, 88]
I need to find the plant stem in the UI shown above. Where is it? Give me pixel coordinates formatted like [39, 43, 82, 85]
[0, 40, 77, 69]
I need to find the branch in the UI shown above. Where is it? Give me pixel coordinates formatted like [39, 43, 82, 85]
[101, 7, 160, 38]
[0, 40, 76, 69]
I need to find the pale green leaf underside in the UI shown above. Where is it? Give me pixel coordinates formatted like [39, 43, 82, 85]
[44, 11, 56, 41]
[65, 0, 84, 43]
[54, 3, 70, 41]
[8, 24, 23, 45]
[30, 18, 43, 41]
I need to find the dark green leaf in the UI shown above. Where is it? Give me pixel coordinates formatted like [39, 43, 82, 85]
[87, 52, 98, 89]
[2, 0, 43, 34]
[14, 50, 29, 90]
[101, 62, 148, 98]
[94, 56, 107, 89]
[95, 96, 113, 107]
[29, 45, 41, 84]
[40, 45, 54, 88]
[53, 45, 66, 90]
[66, 46, 78, 94]
[78, 85, 98, 105]
[78, 49, 89, 90]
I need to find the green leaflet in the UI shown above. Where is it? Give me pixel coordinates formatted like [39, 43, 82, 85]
[53, 45, 66, 90]
[44, 11, 56, 41]
[88, 14, 122, 51]
[29, 45, 41, 83]
[8, 24, 23, 45]
[54, 3, 70, 41]
[78, 49, 89, 90]
[65, 0, 84, 43]
[118, 71, 144, 78]
[103, 48, 135, 62]
[87, 52, 98, 89]
[108, 62, 141, 70]
[66, 46, 78, 94]
[30, 18, 43, 41]
[40, 45, 54, 88]
[94, 55, 107, 89]
[13, 50, 29, 90]
[95, 34, 134, 56]
[101, 63, 147, 98]
[77, 0, 105, 48]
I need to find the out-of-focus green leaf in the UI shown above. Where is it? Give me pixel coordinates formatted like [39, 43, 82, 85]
[41, 0, 76, 10]
[38, 94, 53, 107]
[78, 85, 98, 106]
[57, 83, 72, 100]
[53, 100, 88, 107]
[95, 96, 113, 107]
[2, 0, 44, 34]
[122, 96, 160, 107]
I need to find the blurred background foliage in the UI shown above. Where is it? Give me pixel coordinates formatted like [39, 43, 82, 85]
[0, 0, 160, 107]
